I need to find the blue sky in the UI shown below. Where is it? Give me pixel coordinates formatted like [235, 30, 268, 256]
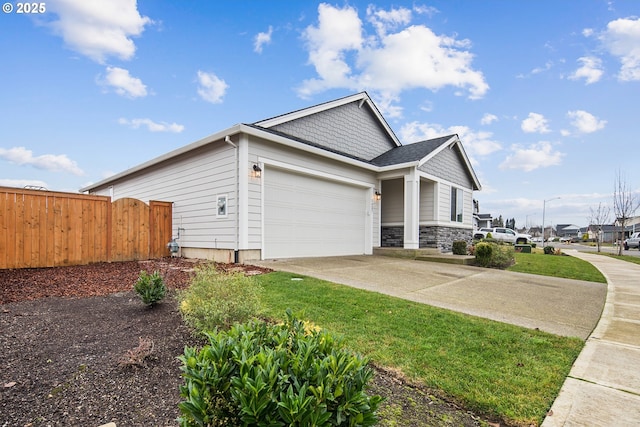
[1, 0, 639, 229]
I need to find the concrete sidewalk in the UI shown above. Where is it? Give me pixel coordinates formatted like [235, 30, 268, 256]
[542, 250, 640, 426]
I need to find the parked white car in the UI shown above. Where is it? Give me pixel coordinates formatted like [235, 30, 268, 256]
[473, 227, 531, 244]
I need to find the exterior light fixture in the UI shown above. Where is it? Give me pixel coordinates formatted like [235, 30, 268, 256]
[252, 164, 262, 178]
[374, 190, 382, 201]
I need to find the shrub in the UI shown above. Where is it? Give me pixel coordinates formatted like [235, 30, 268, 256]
[475, 242, 493, 267]
[475, 242, 515, 269]
[485, 232, 493, 239]
[544, 246, 556, 255]
[490, 244, 515, 269]
[452, 240, 468, 255]
[134, 270, 166, 306]
[178, 264, 262, 334]
[177, 310, 383, 427]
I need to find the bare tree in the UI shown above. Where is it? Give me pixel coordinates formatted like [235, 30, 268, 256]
[613, 170, 640, 255]
[587, 203, 611, 252]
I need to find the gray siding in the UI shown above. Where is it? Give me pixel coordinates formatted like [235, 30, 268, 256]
[88, 143, 238, 250]
[420, 147, 473, 188]
[419, 180, 435, 222]
[381, 178, 403, 224]
[269, 101, 396, 161]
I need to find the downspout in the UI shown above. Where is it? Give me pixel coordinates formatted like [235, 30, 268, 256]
[225, 135, 240, 263]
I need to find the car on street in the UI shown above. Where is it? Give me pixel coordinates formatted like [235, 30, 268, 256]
[473, 227, 531, 244]
[624, 232, 640, 250]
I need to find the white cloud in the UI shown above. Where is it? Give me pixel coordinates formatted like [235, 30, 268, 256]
[0, 146, 84, 175]
[567, 110, 607, 134]
[499, 141, 564, 172]
[532, 61, 553, 75]
[298, 3, 488, 112]
[569, 56, 604, 84]
[118, 118, 184, 133]
[100, 66, 147, 98]
[521, 112, 551, 133]
[0, 178, 49, 189]
[254, 26, 273, 53]
[399, 121, 502, 161]
[599, 17, 640, 81]
[366, 5, 412, 37]
[47, 0, 153, 63]
[480, 113, 498, 125]
[298, 3, 363, 97]
[196, 70, 228, 104]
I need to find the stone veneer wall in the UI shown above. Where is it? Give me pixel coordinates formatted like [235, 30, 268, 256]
[380, 226, 404, 247]
[420, 226, 472, 252]
[381, 225, 472, 252]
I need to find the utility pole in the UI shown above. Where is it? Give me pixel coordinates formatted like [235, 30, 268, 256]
[542, 197, 561, 242]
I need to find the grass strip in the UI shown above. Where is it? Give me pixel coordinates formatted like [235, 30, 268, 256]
[255, 272, 583, 426]
[596, 252, 640, 266]
[509, 252, 606, 283]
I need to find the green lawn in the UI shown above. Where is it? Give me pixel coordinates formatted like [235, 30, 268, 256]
[508, 252, 606, 283]
[597, 252, 640, 266]
[255, 272, 583, 426]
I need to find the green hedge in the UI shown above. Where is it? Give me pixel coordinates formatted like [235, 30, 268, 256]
[178, 310, 382, 426]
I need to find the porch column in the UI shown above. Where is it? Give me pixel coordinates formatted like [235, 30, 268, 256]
[403, 170, 420, 249]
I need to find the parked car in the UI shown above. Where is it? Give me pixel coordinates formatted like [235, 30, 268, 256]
[624, 232, 640, 250]
[473, 227, 531, 244]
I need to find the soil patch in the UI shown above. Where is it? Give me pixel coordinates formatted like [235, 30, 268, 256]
[1, 259, 493, 426]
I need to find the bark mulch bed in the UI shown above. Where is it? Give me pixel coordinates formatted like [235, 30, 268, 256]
[1, 258, 493, 426]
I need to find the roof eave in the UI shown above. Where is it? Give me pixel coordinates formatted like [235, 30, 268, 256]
[80, 124, 244, 192]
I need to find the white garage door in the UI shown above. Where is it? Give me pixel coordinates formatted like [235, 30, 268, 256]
[264, 167, 368, 259]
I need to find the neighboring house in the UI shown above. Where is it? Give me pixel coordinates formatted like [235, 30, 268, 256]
[474, 213, 493, 230]
[81, 92, 481, 262]
[586, 224, 618, 243]
[472, 199, 493, 229]
[556, 224, 581, 238]
[528, 226, 542, 238]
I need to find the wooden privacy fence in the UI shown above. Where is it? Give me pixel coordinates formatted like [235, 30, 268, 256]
[0, 187, 172, 269]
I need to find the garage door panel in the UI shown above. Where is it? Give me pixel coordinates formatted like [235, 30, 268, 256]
[264, 167, 367, 259]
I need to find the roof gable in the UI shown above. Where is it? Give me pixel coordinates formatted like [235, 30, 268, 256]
[253, 92, 400, 161]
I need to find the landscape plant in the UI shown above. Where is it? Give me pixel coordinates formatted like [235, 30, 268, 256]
[474, 241, 514, 268]
[452, 240, 467, 255]
[474, 242, 493, 267]
[177, 309, 382, 427]
[544, 246, 556, 255]
[178, 264, 262, 334]
[133, 270, 166, 306]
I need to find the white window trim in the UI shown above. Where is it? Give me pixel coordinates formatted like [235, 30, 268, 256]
[216, 194, 228, 218]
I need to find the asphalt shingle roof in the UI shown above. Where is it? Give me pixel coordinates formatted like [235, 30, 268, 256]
[369, 135, 454, 166]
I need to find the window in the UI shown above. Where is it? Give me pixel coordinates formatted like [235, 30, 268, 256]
[217, 194, 228, 217]
[450, 187, 463, 222]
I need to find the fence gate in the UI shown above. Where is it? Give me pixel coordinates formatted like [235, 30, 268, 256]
[0, 187, 172, 269]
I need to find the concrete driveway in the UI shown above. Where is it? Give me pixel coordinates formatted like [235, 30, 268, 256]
[252, 255, 607, 339]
